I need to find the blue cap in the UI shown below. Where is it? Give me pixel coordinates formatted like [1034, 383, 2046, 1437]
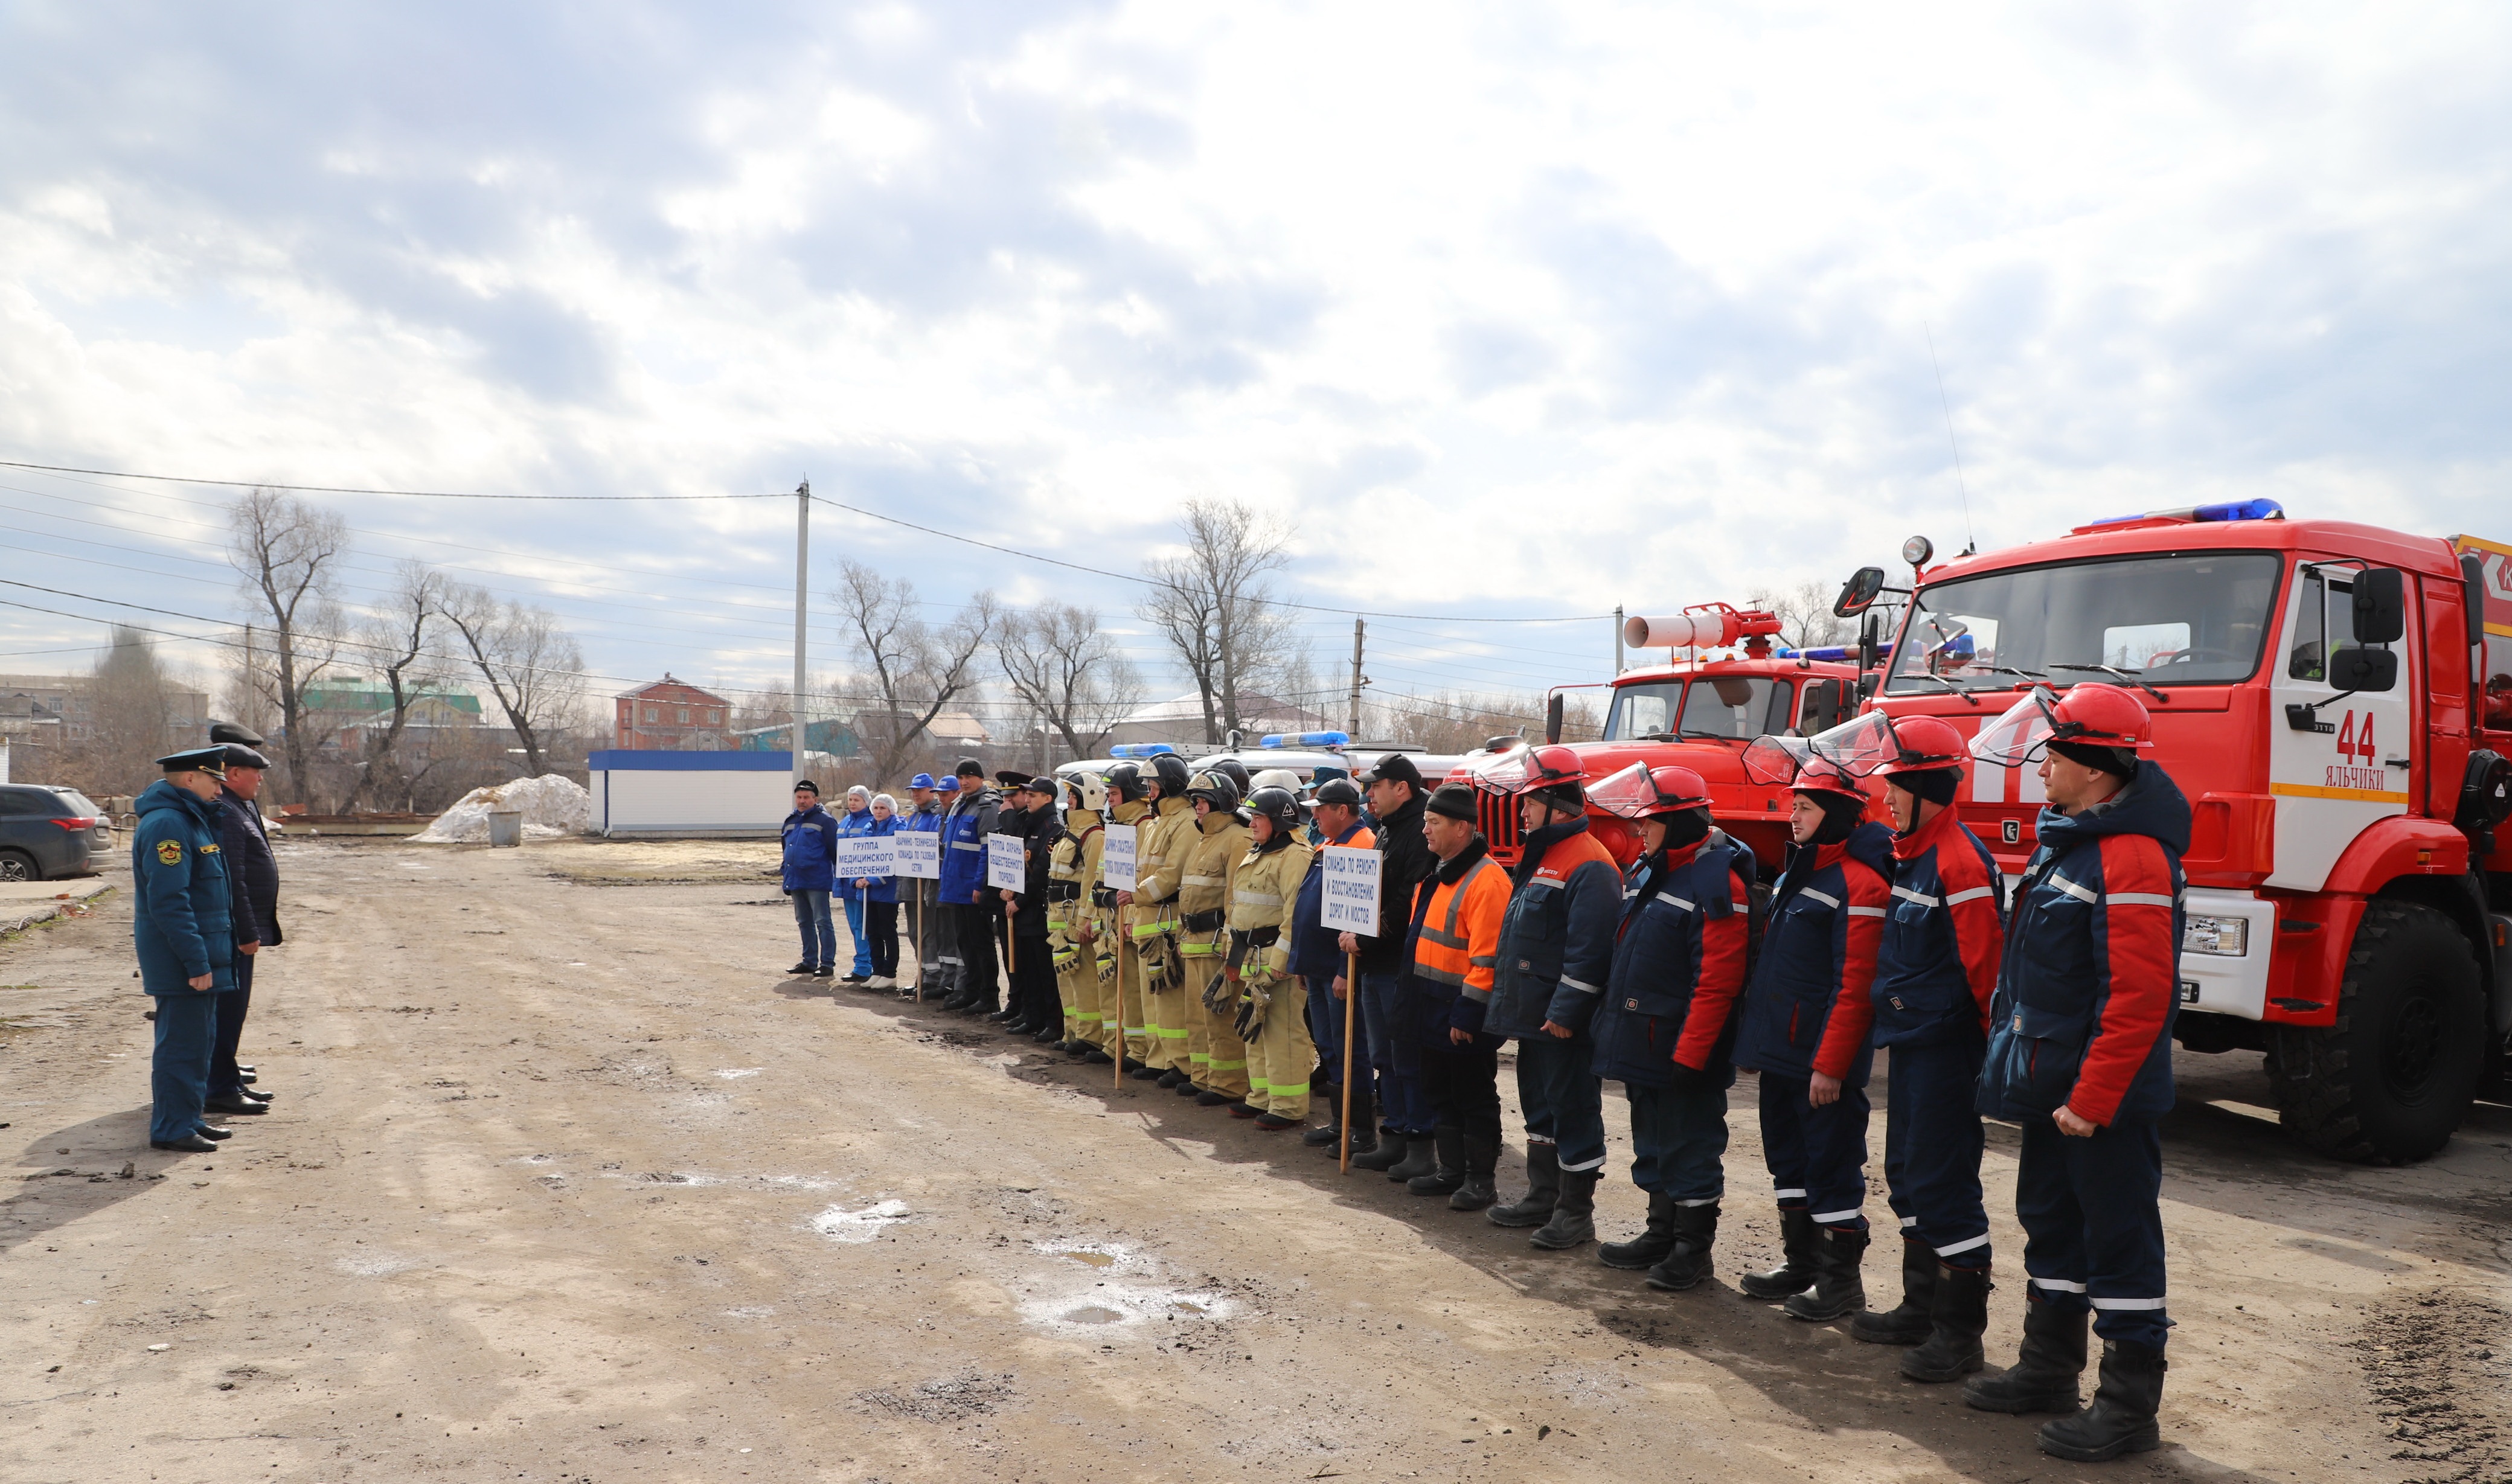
[909, 772, 937, 790]
[935, 775, 961, 792]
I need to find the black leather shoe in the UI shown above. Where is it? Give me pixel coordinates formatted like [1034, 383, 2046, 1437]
[203, 1096, 268, 1116]
[1032, 1025, 1063, 1044]
[239, 1087, 274, 1104]
[789, 962, 816, 975]
[237, 1069, 256, 1085]
[810, 965, 835, 978]
[151, 1134, 217, 1153]
[194, 1125, 235, 1141]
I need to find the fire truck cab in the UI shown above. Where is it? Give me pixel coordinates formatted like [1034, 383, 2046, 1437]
[1853, 505, 2512, 1163]
[1456, 604, 1864, 872]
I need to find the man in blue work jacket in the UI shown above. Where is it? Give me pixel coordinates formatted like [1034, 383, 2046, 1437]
[132, 747, 242, 1153]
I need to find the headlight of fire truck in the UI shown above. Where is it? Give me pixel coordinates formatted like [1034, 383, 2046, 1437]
[2181, 914, 2249, 958]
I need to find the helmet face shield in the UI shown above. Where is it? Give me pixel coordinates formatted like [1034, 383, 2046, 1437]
[1970, 687, 2061, 768]
[1803, 712, 1904, 778]
[1742, 733, 1817, 785]
[1467, 743, 1583, 797]
[1586, 761, 1711, 819]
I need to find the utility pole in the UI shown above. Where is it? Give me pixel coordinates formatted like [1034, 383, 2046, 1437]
[1348, 618, 1365, 738]
[792, 481, 810, 788]
[1612, 605, 1624, 676]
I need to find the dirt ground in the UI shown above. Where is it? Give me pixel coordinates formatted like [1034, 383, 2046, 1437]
[4, 836, 2509, 1484]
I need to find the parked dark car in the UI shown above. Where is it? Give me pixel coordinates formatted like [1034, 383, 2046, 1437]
[0, 784, 111, 881]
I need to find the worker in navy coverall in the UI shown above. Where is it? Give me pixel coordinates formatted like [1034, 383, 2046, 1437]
[1850, 715, 2007, 1387]
[1733, 756, 1894, 1321]
[131, 747, 241, 1153]
[1965, 683, 2187, 1464]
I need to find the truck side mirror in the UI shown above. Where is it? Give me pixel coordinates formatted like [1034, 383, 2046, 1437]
[1799, 678, 1843, 734]
[1834, 567, 1887, 618]
[1857, 609, 1882, 674]
[2352, 567, 2406, 645]
[2327, 646, 2399, 692]
[1545, 693, 1565, 744]
[2465, 554, 2489, 652]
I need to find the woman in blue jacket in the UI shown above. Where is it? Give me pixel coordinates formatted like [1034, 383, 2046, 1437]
[780, 782, 839, 977]
[833, 785, 878, 982]
[860, 793, 903, 988]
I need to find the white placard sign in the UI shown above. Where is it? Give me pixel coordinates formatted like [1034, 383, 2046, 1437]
[986, 833, 1025, 891]
[891, 830, 941, 880]
[1321, 845, 1382, 937]
[1101, 822, 1139, 891]
[835, 833, 896, 879]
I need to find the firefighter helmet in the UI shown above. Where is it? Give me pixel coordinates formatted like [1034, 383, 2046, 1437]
[1468, 742, 1586, 798]
[1150, 752, 1193, 798]
[1250, 768, 1302, 794]
[1103, 761, 1149, 804]
[1972, 683, 2155, 768]
[1185, 769, 1240, 812]
[1247, 785, 1301, 837]
[1211, 758, 1252, 796]
[1792, 754, 1870, 804]
[1806, 711, 1967, 778]
[1588, 761, 1713, 820]
[1063, 771, 1108, 813]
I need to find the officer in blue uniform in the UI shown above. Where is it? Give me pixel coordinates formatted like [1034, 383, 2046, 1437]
[132, 746, 242, 1153]
[207, 741, 282, 1119]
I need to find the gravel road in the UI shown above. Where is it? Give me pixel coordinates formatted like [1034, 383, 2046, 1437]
[5, 837, 2508, 1483]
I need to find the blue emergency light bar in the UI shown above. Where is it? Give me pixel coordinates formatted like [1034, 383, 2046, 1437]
[2086, 497, 2285, 528]
[1259, 731, 1350, 749]
[1106, 743, 1176, 758]
[1776, 641, 1895, 663]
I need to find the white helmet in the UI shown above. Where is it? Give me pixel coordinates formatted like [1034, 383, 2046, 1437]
[1249, 768, 1302, 793]
[1063, 771, 1108, 813]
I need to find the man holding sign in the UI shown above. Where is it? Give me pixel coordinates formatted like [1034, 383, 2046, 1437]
[1292, 778, 1374, 1153]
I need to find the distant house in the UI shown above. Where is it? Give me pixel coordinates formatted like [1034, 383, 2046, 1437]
[324, 690, 488, 763]
[850, 706, 992, 759]
[0, 673, 208, 747]
[614, 674, 734, 750]
[734, 717, 860, 756]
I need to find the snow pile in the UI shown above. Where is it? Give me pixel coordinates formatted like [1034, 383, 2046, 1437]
[413, 774, 594, 843]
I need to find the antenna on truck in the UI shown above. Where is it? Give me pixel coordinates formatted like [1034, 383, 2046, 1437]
[1923, 320, 1978, 556]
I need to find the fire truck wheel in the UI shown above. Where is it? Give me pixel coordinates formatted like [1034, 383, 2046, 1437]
[2265, 900, 2485, 1165]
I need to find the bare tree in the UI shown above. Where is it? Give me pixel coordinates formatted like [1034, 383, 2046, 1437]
[1749, 580, 1853, 651]
[226, 489, 350, 805]
[1139, 497, 1296, 744]
[71, 627, 176, 796]
[440, 583, 585, 778]
[997, 601, 1144, 763]
[344, 561, 450, 811]
[834, 560, 997, 784]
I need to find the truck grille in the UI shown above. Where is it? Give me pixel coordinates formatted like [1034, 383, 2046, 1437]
[1477, 788, 1522, 859]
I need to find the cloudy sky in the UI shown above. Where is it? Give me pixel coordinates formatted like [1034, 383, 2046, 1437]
[4, 1, 2508, 728]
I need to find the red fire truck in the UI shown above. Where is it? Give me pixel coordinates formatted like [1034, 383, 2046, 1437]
[1839, 507, 2512, 1163]
[1456, 603, 1866, 871]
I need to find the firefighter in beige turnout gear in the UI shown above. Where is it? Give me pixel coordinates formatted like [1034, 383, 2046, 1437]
[1099, 763, 1156, 1069]
[1126, 753, 1199, 1083]
[1227, 784, 1318, 1130]
[1178, 771, 1254, 1104]
[1048, 773, 1108, 1057]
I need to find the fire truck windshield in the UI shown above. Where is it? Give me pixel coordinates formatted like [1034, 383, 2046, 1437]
[1885, 552, 2284, 696]
[1604, 678, 1793, 740]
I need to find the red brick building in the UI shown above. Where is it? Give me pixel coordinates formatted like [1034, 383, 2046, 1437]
[614, 674, 734, 750]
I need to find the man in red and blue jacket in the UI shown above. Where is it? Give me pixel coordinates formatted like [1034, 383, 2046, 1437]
[1734, 758, 1894, 1321]
[1965, 684, 2186, 1465]
[1851, 715, 2007, 1389]
[1584, 765, 1754, 1293]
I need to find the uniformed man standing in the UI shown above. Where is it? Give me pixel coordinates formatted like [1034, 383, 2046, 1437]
[1583, 764, 1753, 1291]
[1098, 763, 1157, 1072]
[1731, 753, 1892, 1319]
[1000, 777, 1066, 1041]
[938, 761, 1003, 1015]
[1850, 715, 2007, 1384]
[900, 773, 947, 996]
[1400, 783, 1510, 1206]
[1124, 754, 1197, 1084]
[1347, 755, 1437, 1174]
[207, 738, 282, 1119]
[1475, 745, 1621, 1250]
[1176, 770, 1253, 1106]
[1966, 685, 2187, 1463]
[132, 747, 242, 1153]
[1227, 785, 1316, 1129]
[1292, 777, 1374, 1151]
[1047, 773, 1108, 1057]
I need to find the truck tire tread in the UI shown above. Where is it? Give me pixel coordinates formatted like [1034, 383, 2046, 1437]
[2265, 899, 2481, 1165]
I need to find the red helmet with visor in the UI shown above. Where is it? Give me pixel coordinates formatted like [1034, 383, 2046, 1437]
[1587, 761, 1712, 819]
[1468, 742, 1587, 797]
[1971, 683, 2155, 768]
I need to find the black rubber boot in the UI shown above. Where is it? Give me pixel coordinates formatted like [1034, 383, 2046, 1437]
[1966, 1297, 2089, 1414]
[1408, 1127, 1467, 1197]
[1485, 1142, 1560, 1229]
[1383, 1135, 1439, 1183]
[1643, 1201, 1721, 1290]
[1784, 1224, 1870, 1322]
[1900, 1263, 1991, 1382]
[1530, 1169, 1602, 1251]
[1341, 1119, 1379, 1160]
[2037, 1340, 2165, 1462]
[1597, 1191, 1679, 1271]
[1450, 1130, 1499, 1211]
[1738, 1206, 1819, 1299]
[1851, 1236, 1939, 1345]
[1349, 1130, 1410, 1172]
[1156, 1069, 1187, 1089]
